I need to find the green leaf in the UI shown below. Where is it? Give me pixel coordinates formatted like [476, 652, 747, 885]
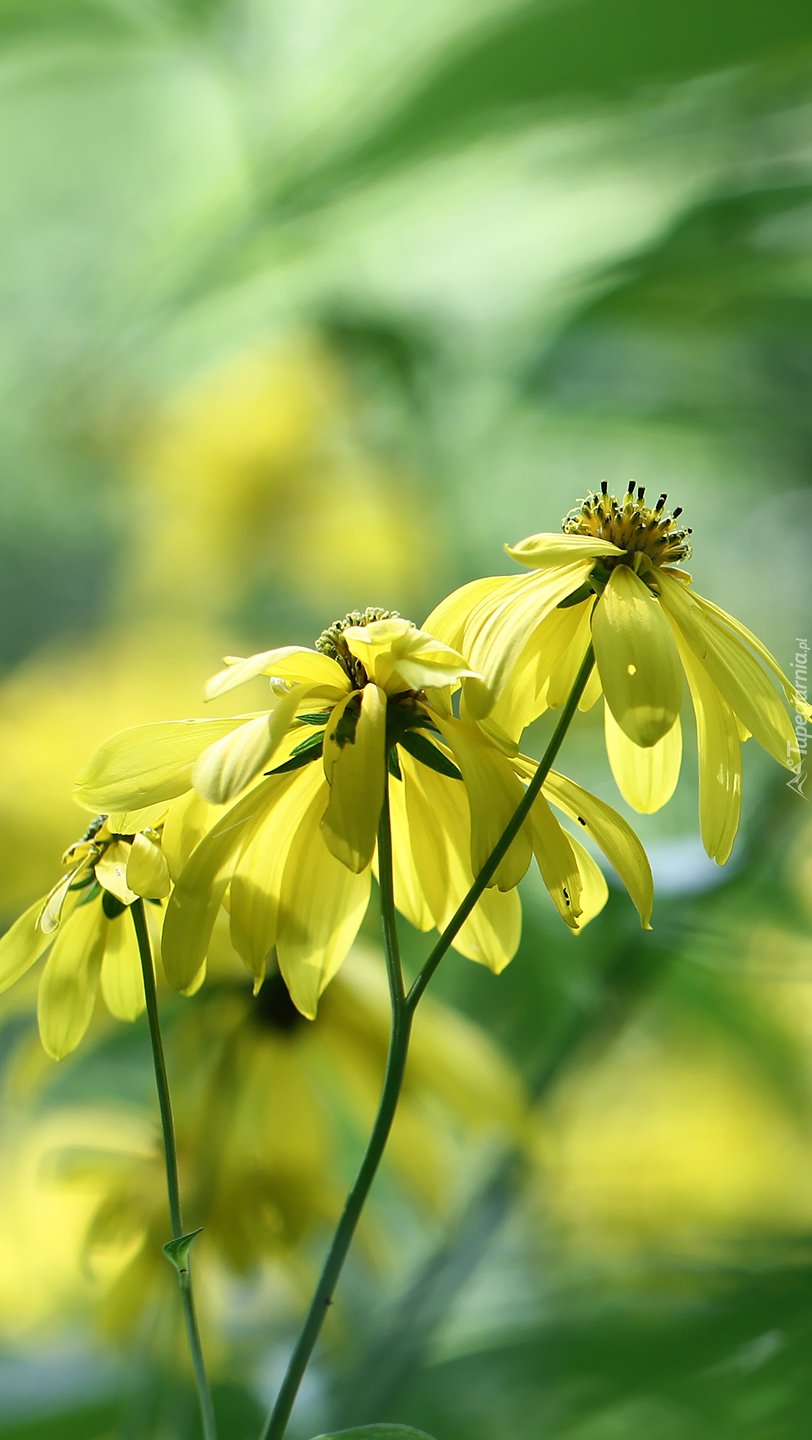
[163, 1227, 203, 1274]
[267, 733, 324, 774]
[311, 1429, 437, 1440]
[398, 729, 462, 780]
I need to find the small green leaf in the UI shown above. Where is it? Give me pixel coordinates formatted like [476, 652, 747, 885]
[310, 1428, 437, 1440]
[267, 733, 324, 774]
[77, 878, 102, 908]
[388, 746, 403, 781]
[399, 729, 462, 780]
[163, 1227, 203, 1274]
[556, 580, 595, 608]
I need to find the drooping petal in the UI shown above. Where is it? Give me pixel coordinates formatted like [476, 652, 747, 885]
[505, 532, 623, 568]
[527, 791, 583, 929]
[659, 572, 800, 769]
[471, 600, 592, 742]
[693, 592, 812, 722]
[539, 766, 653, 929]
[277, 778, 372, 1018]
[401, 753, 521, 971]
[424, 576, 514, 652]
[568, 835, 610, 930]
[433, 715, 532, 891]
[126, 832, 171, 899]
[106, 801, 169, 835]
[593, 564, 682, 747]
[100, 912, 145, 1021]
[672, 624, 742, 865]
[95, 842, 138, 906]
[75, 717, 250, 812]
[37, 901, 106, 1059]
[38, 867, 83, 935]
[460, 560, 597, 719]
[373, 760, 433, 930]
[193, 682, 316, 805]
[161, 788, 224, 881]
[162, 775, 289, 990]
[344, 620, 476, 694]
[0, 895, 53, 992]
[321, 685, 386, 873]
[604, 703, 682, 814]
[203, 646, 348, 701]
[545, 601, 595, 710]
[229, 765, 321, 980]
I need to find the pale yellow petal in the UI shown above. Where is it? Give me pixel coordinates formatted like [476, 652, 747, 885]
[673, 625, 742, 865]
[38, 867, 82, 935]
[593, 565, 682, 746]
[373, 762, 433, 931]
[0, 895, 53, 992]
[277, 778, 372, 1017]
[161, 775, 289, 990]
[505, 532, 622, 568]
[230, 765, 322, 977]
[527, 791, 582, 928]
[192, 682, 313, 804]
[659, 572, 800, 768]
[540, 767, 653, 929]
[433, 715, 532, 891]
[423, 576, 511, 652]
[568, 835, 609, 930]
[106, 801, 168, 834]
[321, 685, 386, 872]
[345, 620, 476, 693]
[126, 832, 171, 899]
[37, 901, 106, 1059]
[694, 593, 812, 722]
[604, 703, 682, 813]
[100, 912, 145, 1021]
[75, 717, 249, 812]
[161, 788, 224, 880]
[578, 663, 603, 712]
[203, 646, 347, 700]
[95, 842, 138, 905]
[545, 601, 594, 710]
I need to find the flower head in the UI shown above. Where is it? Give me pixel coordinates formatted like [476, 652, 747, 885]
[427, 484, 812, 864]
[0, 810, 171, 1058]
[75, 609, 651, 1017]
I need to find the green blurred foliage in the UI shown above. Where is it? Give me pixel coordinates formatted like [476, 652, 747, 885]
[2, 0, 812, 1436]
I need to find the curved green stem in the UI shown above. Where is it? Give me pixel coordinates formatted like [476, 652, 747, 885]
[260, 783, 411, 1440]
[406, 642, 595, 1011]
[130, 899, 217, 1440]
[260, 646, 594, 1440]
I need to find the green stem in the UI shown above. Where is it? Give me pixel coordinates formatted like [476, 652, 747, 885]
[130, 899, 217, 1440]
[260, 783, 412, 1440]
[406, 642, 595, 1011]
[260, 645, 594, 1440]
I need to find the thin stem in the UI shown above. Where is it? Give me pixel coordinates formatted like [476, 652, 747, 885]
[261, 782, 412, 1440]
[130, 899, 217, 1440]
[406, 642, 595, 1011]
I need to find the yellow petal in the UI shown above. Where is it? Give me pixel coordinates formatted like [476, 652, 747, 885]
[527, 791, 582, 929]
[424, 575, 512, 651]
[568, 835, 609, 930]
[192, 681, 315, 805]
[673, 626, 742, 865]
[277, 778, 372, 1017]
[401, 752, 520, 971]
[38, 867, 83, 935]
[372, 761, 434, 930]
[0, 895, 54, 993]
[505, 532, 623, 568]
[161, 775, 288, 990]
[37, 901, 106, 1059]
[100, 912, 145, 1021]
[578, 663, 603, 712]
[75, 717, 249, 812]
[126, 832, 171, 899]
[230, 765, 322, 977]
[461, 560, 596, 719]
[106, 801, 169, 834]
[540, 767, 653, 929]
[434, 715, 532, 891]
[694, 593, 812, 723]
[345, 620, 476, 693]
[545, 601, 594, 710]
[161, 788, 224, 880]
[95, 842, 138, 905]
[659, 572, 799, 769]
[321, 685, 387, 872]
[593, 565, 682, 746]
[203, 646, 347, 700]
[604, 703, 682, 814]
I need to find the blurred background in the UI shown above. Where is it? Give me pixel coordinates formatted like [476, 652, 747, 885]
[2, 0, 812, 1435]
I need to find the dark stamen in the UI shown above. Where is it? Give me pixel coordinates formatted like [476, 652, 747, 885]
[672, 506, 683, 518]
[655, 493, 667, 510]
[637, 485, 645, 501]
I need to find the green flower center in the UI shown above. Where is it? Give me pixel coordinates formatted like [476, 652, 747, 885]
[563, 481, 692, 566]
[315, 607, 407, 687]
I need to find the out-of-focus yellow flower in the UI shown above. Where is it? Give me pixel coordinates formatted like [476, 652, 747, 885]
[0, 812, 171, 1058]
[51, 944, 525, 1344]
[428, 484, 811, 864]
[76, 611, 651, 1017]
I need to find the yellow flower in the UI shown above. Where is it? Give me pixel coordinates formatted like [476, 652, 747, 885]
[427, 484, 811, 864]
[75, 610, 649, 1017]
[0, 810, 171, 1059]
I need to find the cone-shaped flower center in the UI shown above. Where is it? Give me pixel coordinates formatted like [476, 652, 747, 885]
[563, 481, 692, 566]
[315, 607, 406, 687]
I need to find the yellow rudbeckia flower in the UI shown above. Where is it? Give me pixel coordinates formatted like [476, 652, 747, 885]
[427, 485, 812, 865]
[0, 811, 171, 1058]
[75, 610, 649, 1018]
